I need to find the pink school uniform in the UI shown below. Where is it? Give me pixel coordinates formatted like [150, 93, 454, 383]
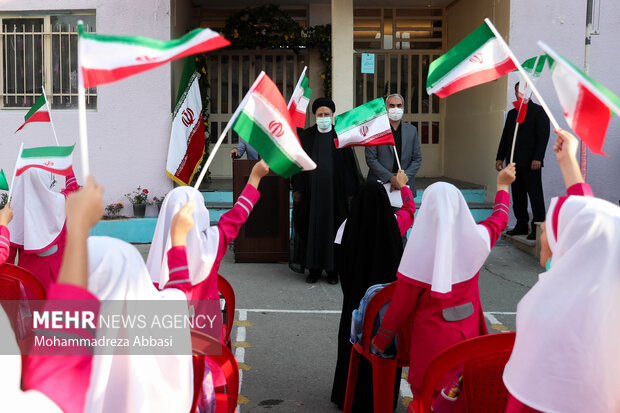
[0, 225, 9, 264]
[2, 283, 100, 413]
[504, 183, 620, 413]
[372, 183, 510, 395]
[8, 170, 78, 291]
[147, 184, 260, 392]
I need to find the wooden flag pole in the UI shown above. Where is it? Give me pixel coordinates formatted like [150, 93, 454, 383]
[77, 21, 90, 182]
[484, 18, 561, 131]
[41, 86, 60, 146]
[8, 142, 24, 201]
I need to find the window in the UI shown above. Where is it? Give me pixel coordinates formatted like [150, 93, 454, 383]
[1, 12, 96, 110]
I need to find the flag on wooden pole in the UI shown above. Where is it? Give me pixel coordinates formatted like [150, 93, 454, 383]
[333, 98, 395, 148]
[426, 22, 516, 98]
[166, 57, 205, 185]
[231, 72, 316, 178]
[78, 25, 230, 88]
[15, 93, 51, 133]
[287, 67, 312, 129]
[538, 42, 620, 156]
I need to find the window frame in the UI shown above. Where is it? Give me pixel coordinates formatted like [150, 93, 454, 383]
[0, 10, 96, 111]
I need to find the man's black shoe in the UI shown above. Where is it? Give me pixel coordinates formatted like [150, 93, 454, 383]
[327, 273, 339, 285]
[506, 227, 528, 236]
[306, 274, 320, 283]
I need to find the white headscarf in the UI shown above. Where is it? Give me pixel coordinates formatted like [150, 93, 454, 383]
[85, 236, 193, 413]
[503, 196, 620, 413]
[146, 186, 219, 288]
[8, 169, 65, 252]
[397, 182, 490, 296]
[0, 307, 63, 412]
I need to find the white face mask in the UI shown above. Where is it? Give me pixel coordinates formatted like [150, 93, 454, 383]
[316, 116, 332, 131]
[388, 107, 404, 121]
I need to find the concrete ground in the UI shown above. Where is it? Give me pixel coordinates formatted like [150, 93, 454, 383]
[136, 237, 542, 412]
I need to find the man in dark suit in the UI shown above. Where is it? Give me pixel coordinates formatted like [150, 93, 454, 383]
[496, 82, 550, 240]
[365, 93, 423, 195]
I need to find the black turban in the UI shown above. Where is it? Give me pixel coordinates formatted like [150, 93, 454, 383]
[312, 97, 335, 114]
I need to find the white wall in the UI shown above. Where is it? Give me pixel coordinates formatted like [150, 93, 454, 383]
[0, 0, 173, 216]
[509, 0, 620, 217]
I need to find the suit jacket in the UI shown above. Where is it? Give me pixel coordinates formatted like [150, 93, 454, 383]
[365, 122, 423, 194]
[235, 139, 260, 160]
[496, 102, 550, 167]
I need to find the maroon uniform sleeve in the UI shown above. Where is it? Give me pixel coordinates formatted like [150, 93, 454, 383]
[566, 182, 593, 197]
[478, 190, 510, 248]
[395, 186, 416, 236]
[372, 278, 424, 352]
[215, 184, 261, 261]
[22, 283, 100, 413]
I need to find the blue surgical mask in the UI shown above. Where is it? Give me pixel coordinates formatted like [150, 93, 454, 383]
[545, 258, 551, 271]
[316, 116, 332, 131]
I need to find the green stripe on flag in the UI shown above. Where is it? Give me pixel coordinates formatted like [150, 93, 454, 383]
[516, 55, 548, 76]
[232, 112, 302, 178]
[301, 76, 312, 98]
[334, 98, 386, 134]
[79, 23, 205, 51]
[427, 23, 495, 90]
[25, 94, 46, 120]
[21, 144, 75, 159]
[0, 169, 8, 191]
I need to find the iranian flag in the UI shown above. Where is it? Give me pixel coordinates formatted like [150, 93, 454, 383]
[427, 22, 516, 98]
[539, 41, 620, 156]
[287, 67, 312, 129]
[333, 98, 394, 148]
[0, 169, 8, 191]
[15, 93, 50, 133]
[231, 72, 316, 178]
[78, 25, 230, 88]
[513, 55, 547, 123]
[166, 57, 205, 186]
[15, 145, 75, 176]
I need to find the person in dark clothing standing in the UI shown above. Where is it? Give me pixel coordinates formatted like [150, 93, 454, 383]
[496, 82, 550, 240]
[290, 97, 362, 284]
[330, 174, 415, 411]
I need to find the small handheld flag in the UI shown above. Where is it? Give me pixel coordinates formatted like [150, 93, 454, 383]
[538, 42, 620, 156]
[15, 93, 51, 133]
[15, 145, 75, 177]
[0, 169, 8, 191]
[287, 67, 312, 129]
[333, 98, 395, 149]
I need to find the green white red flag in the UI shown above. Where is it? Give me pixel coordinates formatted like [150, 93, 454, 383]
[166, 58, 205, 186]
[231, 72, 316, 178]
[287, 67, 312, 129]
[15, 145, 75, 176]
[0, 169, 8, 191]
[15, 93, 50, 133]
[333, 98, 394, 148]
[539, 42, 620, 156]
[427, 22, 516, 98]
[78, 24, 230, 88]
[513, 55, 547, 123]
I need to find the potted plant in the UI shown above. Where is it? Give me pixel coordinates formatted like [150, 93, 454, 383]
[124, 187, 152, 218]
[153, 194, 165, 213]
[105, 201, 124, 218]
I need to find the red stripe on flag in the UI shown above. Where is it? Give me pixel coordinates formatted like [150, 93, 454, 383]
[434, 58, 516, 98]
[174, 112, 205, 184]
[572, 85, 611, 156]
[15, 111, 51, 132]
[289, 101, 306, 129]
[252, 75, 292, 123]
[81, 36, 230, 88]
[512, 98, 529, 124]
[16, 164, 73, 177]
[335, 130, 395, 148]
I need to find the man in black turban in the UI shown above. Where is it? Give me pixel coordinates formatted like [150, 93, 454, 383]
[290, 97, 361, 284]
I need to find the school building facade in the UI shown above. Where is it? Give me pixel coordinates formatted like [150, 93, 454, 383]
[0, 0, 618, 218]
